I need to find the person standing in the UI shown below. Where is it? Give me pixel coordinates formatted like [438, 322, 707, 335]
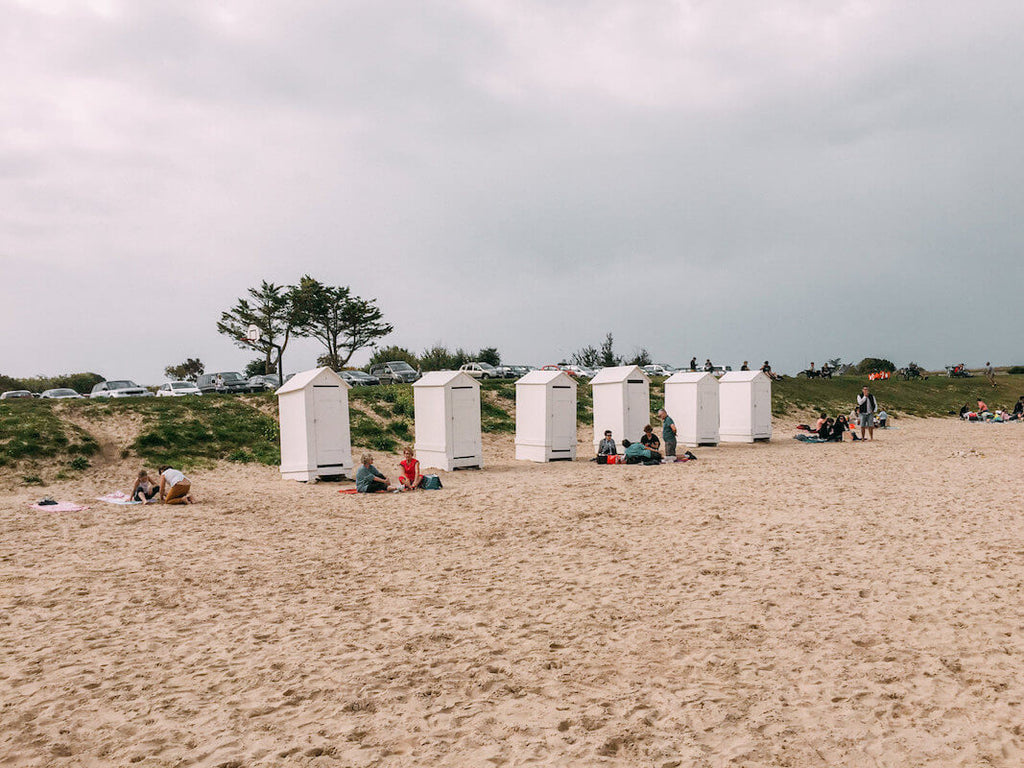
[740, 361, 749, 371]
[856, 386, 878, 441]
[985, 362, 996, 387]
[658, 408, 677, 458]
[689, 356, 697, 372]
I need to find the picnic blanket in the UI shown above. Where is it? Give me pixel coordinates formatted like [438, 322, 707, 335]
[30, 501, 89, 512]
[97, 491, 145, 505]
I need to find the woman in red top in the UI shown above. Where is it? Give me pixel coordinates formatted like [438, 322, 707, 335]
[399, 447, 423, 490]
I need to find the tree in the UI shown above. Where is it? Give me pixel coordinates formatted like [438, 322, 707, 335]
[599, 333, 621, 367]
[368, 345, 418, 369]
[164, 358, 205, 382]
[572, 345, 600, 367]
[856, 357, 896, 374]
[419, 344, 457, 371]
[244, 358, 274, 378]
[216, 281, 295, 378]
[291, 276, 393, 369]
[628, 347, 652, 367]
[477, 347, 501, 366]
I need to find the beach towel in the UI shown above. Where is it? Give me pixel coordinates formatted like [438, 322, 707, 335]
[97, 492, 151, 505]
[338, 489, 359, 494]
[30, 501, 89, 512]
[793, 434, 827, 443]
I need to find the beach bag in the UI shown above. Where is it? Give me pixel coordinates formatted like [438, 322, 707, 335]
[606, 454, 620, 465]
[421, 474, 442, 490]
[596, 454, 608, 465]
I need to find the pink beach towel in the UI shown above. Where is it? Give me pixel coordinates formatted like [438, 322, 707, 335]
[30, 501, 89, 512]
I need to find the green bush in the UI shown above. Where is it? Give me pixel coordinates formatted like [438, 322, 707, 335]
[1007, 366, 1024, 375]
[22, 475, 45, 486]
[68, 456, 90, 471]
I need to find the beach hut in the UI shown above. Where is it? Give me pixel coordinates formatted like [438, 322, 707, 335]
[515, 370, 578, 462]
[413, 371, 483, 471]
[276, 367, 353, 481]
[718, 370, 772, 442]
[591, 365, 651, 450]
[663, 371, 719, 446]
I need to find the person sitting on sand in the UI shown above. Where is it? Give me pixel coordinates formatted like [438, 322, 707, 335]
[832, 415, 851, 441]
[356, 454, 395, 493]
[977, 399, 989, 415]
[398, 447, 423, 490]
[621, 438, 662, 464]
[761, 361, 778, 380]
[640, 424, 661, 452]
[130, 469, 159, 503]
[158, 465, 194, 504]
[796, 413, 828, 434]
[597, 430, 617, 457]
[1011, 396, 1024, 421]
[876, 409, 888, 428]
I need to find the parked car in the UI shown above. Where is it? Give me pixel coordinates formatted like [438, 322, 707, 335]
[196, 371, 251, 394]
[339, 370, 380, 387]
[541, 364, 577, 377]
[90, 380, 149, 398]
[40, 388, 84, 399]
[505, 365, 534, 378]
[0, 389, 34, 399]
[643, 364, 673, 377]
[459, 362, 501, 380]
[368, 361, 419, 384]
[247, 374, 282, 392]
[157, 381, 203, 397]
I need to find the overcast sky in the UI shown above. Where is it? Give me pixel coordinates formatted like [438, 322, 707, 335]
[2, 0, 1022, 382]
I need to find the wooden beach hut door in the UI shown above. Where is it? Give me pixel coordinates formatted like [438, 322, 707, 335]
[313, 385, 346, 468]
[451, 386, 478, 460]
[699, 386, 716, 433]
[550, 384, 575, 456]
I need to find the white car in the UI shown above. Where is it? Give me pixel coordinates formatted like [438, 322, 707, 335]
[157, 381, 202, 397]
[91, 380, 150, 398]
[459, 362, 500, 379]
[40, 388, 84, 399]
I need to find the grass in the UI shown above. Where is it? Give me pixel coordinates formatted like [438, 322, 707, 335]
[771, 373, 1022, 418]
[4, 373, 1012, 474]
[0, 400, 99, 467]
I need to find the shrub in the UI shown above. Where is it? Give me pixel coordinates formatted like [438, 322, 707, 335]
[68, 456, 90, 471]
[22, 475, 45, 486]
[1007, 366, 1024, 375]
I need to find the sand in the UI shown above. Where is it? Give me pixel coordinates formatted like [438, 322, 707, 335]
[2, 418, 1024, 766]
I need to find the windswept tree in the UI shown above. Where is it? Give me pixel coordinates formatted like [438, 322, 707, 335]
[164, 358, 205, 382]
[477, 347, 501, 366]
[572, 345, 600, 367]
[216, 281, 295, 377]
[368, 346, 419, 369]
[599, 332, 621, 367]
[291, 276, 393, 369]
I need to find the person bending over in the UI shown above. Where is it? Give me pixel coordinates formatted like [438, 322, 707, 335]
[658, 408, 677, 458]
[640, 424, 661, 452]
[622, 438, 662, 465]
[356, 454, 395, 493]
[398, 447, 423, 490]
[158, 465, 194, 504]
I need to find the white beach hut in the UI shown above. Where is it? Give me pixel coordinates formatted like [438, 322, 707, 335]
[718, 370, 772, 443]
[591, 365, 651, 450]
[515, 370, 578, 462]
[413, 371, 483, 471]
[663, 371, 720, 447]
[276, 367, 353, 481]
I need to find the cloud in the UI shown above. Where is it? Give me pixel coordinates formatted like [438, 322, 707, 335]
[2, 1, 1023, 381]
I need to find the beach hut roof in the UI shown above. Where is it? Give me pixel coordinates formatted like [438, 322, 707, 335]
[517, 370, 576, 386]
[590, 365, 650, 385]
[664, 371, 716, 384]
[276, 367, 349, 395]
[719, 370, 768, 383]
[413, 370, 478, 388]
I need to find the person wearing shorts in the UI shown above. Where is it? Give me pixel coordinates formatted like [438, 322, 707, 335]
[158, 465, 194, 504]
[856, 387, 877, 441]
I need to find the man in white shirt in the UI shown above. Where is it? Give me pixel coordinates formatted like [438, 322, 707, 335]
[856, 386, 878, 441]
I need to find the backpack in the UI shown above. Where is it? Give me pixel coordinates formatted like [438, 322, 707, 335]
[421, 474, 443, 490]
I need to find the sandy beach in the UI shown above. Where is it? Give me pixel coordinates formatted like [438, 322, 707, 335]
[2, 417, 1024, 766]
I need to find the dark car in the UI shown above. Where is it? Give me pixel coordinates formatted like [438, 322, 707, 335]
[339, 370, 380, 387]
[368, 361, 419, 384]
[197, 371, 251, 394]
[247, 374, 282, 392]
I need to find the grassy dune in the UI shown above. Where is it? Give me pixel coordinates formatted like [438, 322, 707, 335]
[3, 374, 1020, 485]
